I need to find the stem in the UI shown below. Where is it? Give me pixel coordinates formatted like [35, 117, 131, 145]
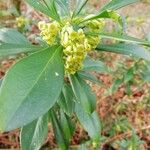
[101, 125, 150, 148]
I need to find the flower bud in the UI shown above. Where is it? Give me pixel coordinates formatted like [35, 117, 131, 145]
[38, 20, 60, 45]
[16, 16, 27, 28]
[38, 21, 47, 30]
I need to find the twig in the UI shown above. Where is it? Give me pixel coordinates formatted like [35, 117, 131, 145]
[0, 138, 19, 146]
[0, 132, 18, 138]
[101, 125, 150, 148]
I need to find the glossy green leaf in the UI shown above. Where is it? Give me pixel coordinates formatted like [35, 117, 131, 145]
[0, 46, 64, 131]
[59, 110, 75, 142]
[100, 0, 140, 12]
[83, 57, 109, 73]
[0, 28, 44, 56]
[25, 0, 49, 17]
[55, 0, 70, 17]
[25, 0, 60, 21]
[75, 103, 101, 142]
[78, 71, 103, 86]
[83, 0, 139, 21]
[0, 43, 44, 57]
[69, 74, 96, 113]
[21, 113, 49, 150]
[86, 32, 150, 46]
[96, 44, 150, 61]
[99, 33, 150, 46]
[50, 110, 69, 150]
[0, 28, 29, 44]
[58, 84, 75, 116]
[72, 0, 89, 17]
[44, 0, 60, 20]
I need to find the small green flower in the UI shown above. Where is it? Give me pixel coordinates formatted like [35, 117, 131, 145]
[87, 36, 101, 49]
[38, 21, 48, 30]
[38, 16, 104, 75]
[38, 21, 60, 45]
[16, 16, 27, 28]
[60, 24, 90, 75]
[85, 18, 105, 32]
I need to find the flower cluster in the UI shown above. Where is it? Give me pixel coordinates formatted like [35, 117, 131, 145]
[38, 21, 60, 45]
[61, 24, 91, 75]
[16, 16, 27, 28]
[84, 19, 105, 49]
[38, 18, 105, 75]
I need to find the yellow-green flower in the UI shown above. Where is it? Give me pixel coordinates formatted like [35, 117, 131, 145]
[38, 16, 105, 75]
[85, 18, 105, 32]
[16, 16, 27, 28]
[38, 21, 60, 45]
[83, 18, 105, 49]
[60, 24, 91, 75]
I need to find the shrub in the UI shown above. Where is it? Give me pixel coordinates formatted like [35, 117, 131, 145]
[0, 0, 150, 149]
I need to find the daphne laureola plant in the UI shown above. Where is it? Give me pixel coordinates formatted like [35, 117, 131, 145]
[0, 0, 150, 149]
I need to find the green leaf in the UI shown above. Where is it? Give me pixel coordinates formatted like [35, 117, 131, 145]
[0, 28, 29, 44]
[72, 0, 89, 17]
[44, 0, 61, 20]
[124, 68, 134, 83]
[75, 103, 101, 143]
[96, 44, 150, 61]
[50, 110, 69, 150]
[25, 0, 60, 21]
[58, 84, 75, 116]
[100, 0, 140, 12]
[69, 74, 96, 113]
[85, 10, 123, 28]
[0, 79, 2, 87]
[25, 0, 49, 16]
[0, 43, 44, 57]
[59, 110, 75, 142]
[0, 28, 44, 56]
[108, 78, 123, 95]
[83, 0, 139, 21]
[78, 71, 103, 86]
[55, 0, 70, 17]
[0, 46, 64, 131]
[99, 33, 150, 46]
[83, 57, 109, 73]
[20, 113, 49, 150]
